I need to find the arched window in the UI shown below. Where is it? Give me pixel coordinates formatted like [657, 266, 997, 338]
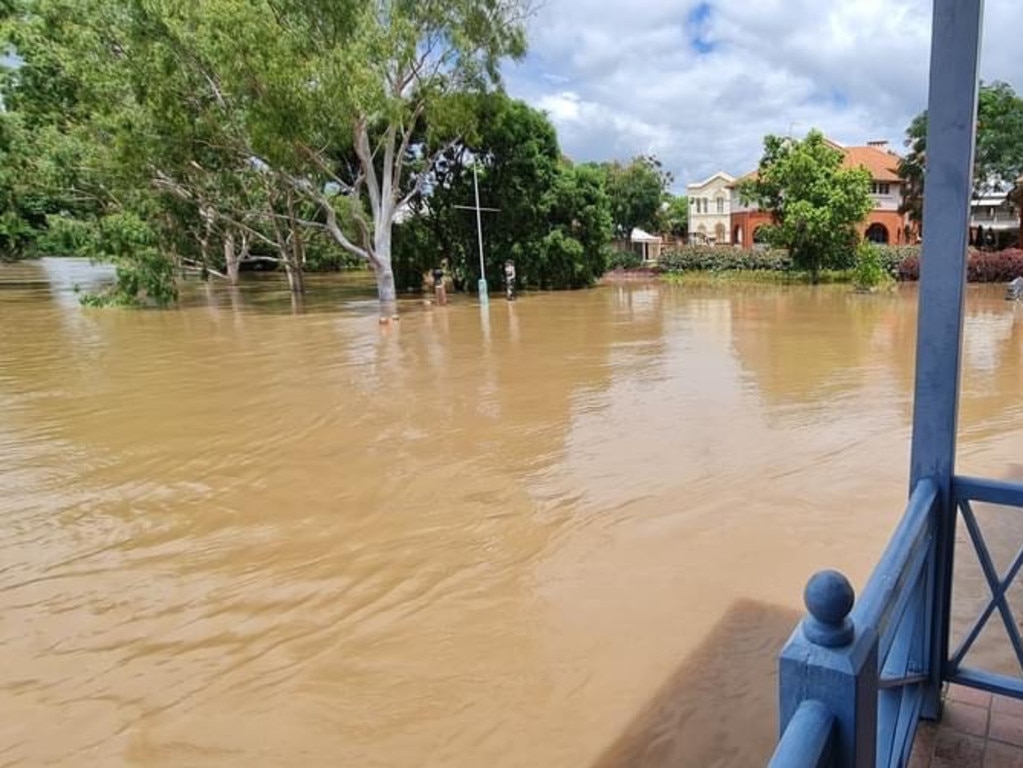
[716, 196, 725, 214]
[715, 223, 727, 243]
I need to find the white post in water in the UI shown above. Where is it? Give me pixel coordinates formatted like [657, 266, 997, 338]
[473, 163, 488, 305]
[454, 163, 499, 306]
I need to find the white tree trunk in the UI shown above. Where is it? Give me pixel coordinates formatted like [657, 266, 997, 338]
[373, 223, 397, 318]
[224, 232, 240, 286]
[283, 258, 305, 294]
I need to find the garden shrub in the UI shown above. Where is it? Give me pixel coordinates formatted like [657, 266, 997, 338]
[659, 246, 792, 273]
[852, 242, 893, 290]
[606, 248, 644, 270]
[897, 249, 1023, 283]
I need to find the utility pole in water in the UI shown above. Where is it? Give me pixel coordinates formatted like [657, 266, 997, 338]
[455, 161, 499, 305]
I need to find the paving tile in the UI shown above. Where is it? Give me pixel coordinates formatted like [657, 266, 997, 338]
[949, 684, 995, 708]
[932, 729, 985, 767]
[915, 720, 938, 750]
[908, 742, 934, 767]
[944, 699, 991, 737]
[910, 719, 938, 766]
[985, 741, 1023, 768]
[990, 712, 1023, 748]
[993, 696, 1023, 719]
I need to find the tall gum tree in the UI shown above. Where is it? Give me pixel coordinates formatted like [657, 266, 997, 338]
[195, 0, 532, 318]
[3, 0, 531, 313]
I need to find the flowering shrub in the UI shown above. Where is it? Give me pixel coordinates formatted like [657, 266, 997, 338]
[896, 249, 1023, 283]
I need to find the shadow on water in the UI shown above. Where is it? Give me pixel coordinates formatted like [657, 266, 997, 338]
[590, 599, 801, 768]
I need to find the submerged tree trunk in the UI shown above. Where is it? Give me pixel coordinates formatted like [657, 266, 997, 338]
[374, 260, 397, 319]
[283, 257, 305, 294]
[287, 192, 306, 267]
[270, 196, 305, 296]
[224, 232, 240, 286]
[373, 223, 397, 319]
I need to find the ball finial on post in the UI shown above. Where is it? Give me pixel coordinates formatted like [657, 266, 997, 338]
[802, 570, 855, 647]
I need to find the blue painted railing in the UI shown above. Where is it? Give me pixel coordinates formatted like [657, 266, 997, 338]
[770, 476, 1023, 767]
[947, 476, 1023, 699]
[770, 479, 938, 768]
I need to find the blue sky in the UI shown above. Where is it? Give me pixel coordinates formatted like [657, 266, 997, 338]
[502, 0, 1023, 191]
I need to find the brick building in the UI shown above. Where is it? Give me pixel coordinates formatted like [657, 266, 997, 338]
[727, 139, 913, 249]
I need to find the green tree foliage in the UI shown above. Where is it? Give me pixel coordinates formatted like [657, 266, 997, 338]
[395, 93, 611, 291]
[597, 155, 673, 237]
[661, 194, 688, 237]
[898, 81, 1023, 233]
[0, 5, 105, 261]
[851, 241, 893, 291]
[538, 162, 613, 287]
[0, 113, 38, 259]
[183, 0, 532, 315]
[81, 212, 178, 307]
[739, 130, 873, 283]
[1, 0, 532, 313]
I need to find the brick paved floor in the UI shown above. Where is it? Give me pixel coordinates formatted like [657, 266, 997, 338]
[910, 684, 1023, 767]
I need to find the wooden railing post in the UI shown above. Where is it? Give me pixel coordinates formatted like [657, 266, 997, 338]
[778, 571, 878, 768]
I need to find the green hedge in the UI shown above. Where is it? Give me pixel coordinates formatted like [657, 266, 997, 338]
[659, 246, 792, 272]
[606, 249, 644, 270]
[656, 244, 925, 279]
[877, 245, 919, 277]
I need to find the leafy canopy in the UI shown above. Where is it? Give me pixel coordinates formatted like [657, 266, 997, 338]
[739, 130, 873, 281]
[898, 81, 1023, 231]
[595, 155, 672, 237]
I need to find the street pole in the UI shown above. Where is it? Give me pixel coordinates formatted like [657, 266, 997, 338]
[473, 163, 488, 305]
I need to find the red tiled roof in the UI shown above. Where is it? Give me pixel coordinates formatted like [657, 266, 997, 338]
[733, 140, 902, 184]
[841, 145, 901, 182]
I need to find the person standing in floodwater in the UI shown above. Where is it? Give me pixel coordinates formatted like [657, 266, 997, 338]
[432, 266, 447, 305]
[503, 260, 516, 301]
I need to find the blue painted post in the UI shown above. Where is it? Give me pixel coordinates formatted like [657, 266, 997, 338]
[910, 0, 984, 719]
[778, 571, 878, 768]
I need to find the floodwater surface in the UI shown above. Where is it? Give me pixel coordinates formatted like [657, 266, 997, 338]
[2, 259, 1022, 766]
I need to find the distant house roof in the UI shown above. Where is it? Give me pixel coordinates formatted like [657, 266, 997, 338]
[841, 144, 901, 182]
[730, 170, 758, 186]
[630, 227, 661, 243]
[686, 171, 736, 190]
[730, 139, 902, 186]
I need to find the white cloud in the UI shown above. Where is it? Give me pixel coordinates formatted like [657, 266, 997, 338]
[503, 0, 1023, 190]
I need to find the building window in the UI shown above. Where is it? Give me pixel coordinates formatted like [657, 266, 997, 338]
[865, 223, 889, 244]
[871, 182, 891, 196]
[716, 197, 725, 214]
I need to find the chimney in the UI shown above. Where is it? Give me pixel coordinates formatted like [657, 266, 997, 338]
[867, 139, 889, 149]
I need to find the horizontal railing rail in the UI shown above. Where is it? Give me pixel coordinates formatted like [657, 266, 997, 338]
[770, 479, 939, 767]
[769, 700, 835, 768]
[853, 480, 938, 663]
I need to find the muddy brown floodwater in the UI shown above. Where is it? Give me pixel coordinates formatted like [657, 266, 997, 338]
[2, 259, 1023, 767]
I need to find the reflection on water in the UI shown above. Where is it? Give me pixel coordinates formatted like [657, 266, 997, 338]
[1, 260, 1022, 766]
